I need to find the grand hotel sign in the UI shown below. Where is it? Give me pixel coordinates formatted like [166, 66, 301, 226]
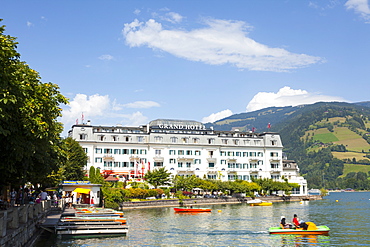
[157, 123, 207, 130]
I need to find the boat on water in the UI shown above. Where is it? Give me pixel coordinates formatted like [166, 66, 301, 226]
[174, 207, 211, 212]
[269, 222, 330, 235]
[247, 199, 272, 206]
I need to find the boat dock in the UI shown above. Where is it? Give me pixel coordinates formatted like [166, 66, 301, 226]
[39, 207, 128, 237]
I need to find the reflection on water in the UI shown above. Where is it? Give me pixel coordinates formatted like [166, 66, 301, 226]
[34, 192, 370, 246]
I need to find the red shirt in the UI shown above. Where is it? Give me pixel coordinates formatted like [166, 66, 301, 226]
[293, 217, 299, 226]
[90, 198, 94, 204]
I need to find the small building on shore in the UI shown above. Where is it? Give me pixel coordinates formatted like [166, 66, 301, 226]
[60, 180, 101, 205]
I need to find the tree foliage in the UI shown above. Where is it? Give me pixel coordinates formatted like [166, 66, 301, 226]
[0, 20, 68, 188]
[144, 168, 172, 188]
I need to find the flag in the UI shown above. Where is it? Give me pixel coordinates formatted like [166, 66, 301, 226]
[267, 123, 271, 129]
[252, 127, 256, 132]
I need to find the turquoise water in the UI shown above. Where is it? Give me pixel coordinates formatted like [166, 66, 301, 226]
[36, 192, 370, 246]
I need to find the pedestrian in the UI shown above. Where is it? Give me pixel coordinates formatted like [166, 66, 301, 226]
[10, 189, 17, 207]
[90, 196, 94, 207]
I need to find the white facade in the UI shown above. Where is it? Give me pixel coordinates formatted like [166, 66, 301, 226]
[69, 119, 307, 195]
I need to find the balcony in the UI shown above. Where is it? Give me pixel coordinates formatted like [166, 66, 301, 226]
[103, 155, 114, 161]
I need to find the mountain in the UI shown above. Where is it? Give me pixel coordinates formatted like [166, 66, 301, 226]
[208, 101, 370, 189]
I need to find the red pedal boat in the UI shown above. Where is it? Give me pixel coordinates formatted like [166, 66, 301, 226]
[174, 207, 211, 213]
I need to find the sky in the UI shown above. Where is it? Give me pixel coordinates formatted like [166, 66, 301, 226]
[1, 0, 370, 136]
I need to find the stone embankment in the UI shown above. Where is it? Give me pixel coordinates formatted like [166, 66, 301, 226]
[0, 200, 65, 247]
[120, 195, 322, 210]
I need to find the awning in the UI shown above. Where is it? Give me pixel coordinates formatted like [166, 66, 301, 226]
[73, 188, 91, 194]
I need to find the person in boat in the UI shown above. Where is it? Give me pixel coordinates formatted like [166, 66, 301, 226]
[292, 214, 308, 230]
[280, 216, 292, 229]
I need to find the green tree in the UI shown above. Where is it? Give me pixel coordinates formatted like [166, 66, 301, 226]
[144, 168, 172, 188]
[0, 21, 68, 187]
[61, 137, 87, 180]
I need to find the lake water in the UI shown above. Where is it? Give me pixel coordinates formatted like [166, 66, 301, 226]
[35, 192, 370, 246]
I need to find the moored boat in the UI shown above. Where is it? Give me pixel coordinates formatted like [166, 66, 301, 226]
[247, 199, 272, 206]
[269, 222, 330, 235]
[174, 207, 211, 212]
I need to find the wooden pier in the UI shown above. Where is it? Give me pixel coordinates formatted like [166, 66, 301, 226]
[39, 207, 128, 237]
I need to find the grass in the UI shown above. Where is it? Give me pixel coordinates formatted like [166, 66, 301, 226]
[340, 164, 370, 177]
[332, 151, 370, 161]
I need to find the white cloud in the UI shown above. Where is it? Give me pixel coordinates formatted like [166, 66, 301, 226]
[122, 101, 160, 108]
[202, 109, 233, 123]
[161, 12, 183, 23]
[123, 17, 322, 72]
[134, 9, 141, 15]
[345, 0, 370, 22]
[27, 21, 33, 27]
[98, 54, 114, 61]
[246, 86, 347, 112]
[61, 94, 155, 135]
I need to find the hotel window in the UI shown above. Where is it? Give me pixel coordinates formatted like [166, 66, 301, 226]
[155, 149, 162, 156]
[271, 175, 280, 180]
[227, 151, 234, 156]
[208, 138, 215, 144]
[169, 150, 176, 155]
[195, 150, 201, 156]
[243, 152, 248, 157]
[83, 148, 88, 153]
[243, 175, 249, 181]
[195, 159, 201, 164]
[221, 139, 228, 144]
[250, 163, 258, 169]
[122, 162, 129, 167]
[221, 160, 226, 165]
[228, 163, 236, 169]
[124, 136, 130, 142]
[270, 152, 278, 157]
[104, 149, 112, 154]
[140, 149, 147, 155]
[220, 151, 226, 156]
[112, 135, 118, 141]
[131, 149, 138, 155]
[137, 136, 144, 142]
[99, 135, 104, 141]
[208, 162, 215, 168]
[234, 139, 239, 145]
[170, 137, 178, 143]
[258, 160, 263, 165]
[249, 152, 256, 157]
[235, 152, 241, 157]
[207, 174, 217, 179]
[95, 148, 102, 154]
[178, 150, 184, 155]
[186, 150, 192, 155]
[257, 152, 263, 157]
[193, 138, 199, 143]
[79, 134, 87, 140]
[114, 162, 121, 167]
[271, 140, 277, 146]
[154, 136, 163, 143]
[169, 158, 176, 164]
[104, 161, 113, 167]
[228, 175, 236, 180]
[130, 162, 135, 167]
[254, 140, 261, 145]
[178, 162, 183, 168]
[122, 149, 129, 154]
[271, 163, 279, 169]
[114, 149, 121, 154]
[186, 162, 191, 168]
[95, 157, 102, 163]
[243, 163, 247, 169]
[208, 150, 214, 157]
[154, 162, 163, 167]
[182, 137, 189, 143]
[243, 140, 250, 145]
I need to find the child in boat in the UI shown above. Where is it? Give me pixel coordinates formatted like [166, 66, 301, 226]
[280, 216, 292, 229]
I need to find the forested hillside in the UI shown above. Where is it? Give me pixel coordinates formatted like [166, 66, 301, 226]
[210, 101, 370, 190]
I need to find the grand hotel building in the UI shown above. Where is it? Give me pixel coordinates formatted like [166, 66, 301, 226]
[69, 119, 308, 195]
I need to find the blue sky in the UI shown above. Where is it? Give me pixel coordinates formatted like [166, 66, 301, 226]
[2, 0, 370, 136]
